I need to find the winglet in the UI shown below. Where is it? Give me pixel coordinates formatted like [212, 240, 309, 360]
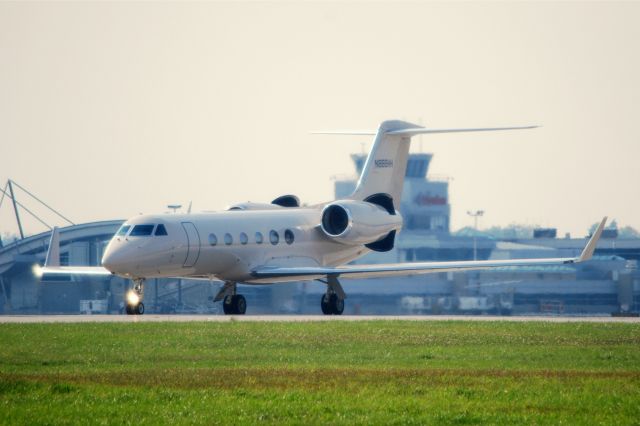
[576, 217, 607, 263]
[44, 227, 60, 267]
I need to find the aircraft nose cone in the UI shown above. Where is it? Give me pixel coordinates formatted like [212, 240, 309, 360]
[101, 251, 117, 272]
[101, 246, 129, 273]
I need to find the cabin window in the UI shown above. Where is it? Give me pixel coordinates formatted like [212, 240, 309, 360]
[155, 224, 168, 236]
[116, 225, 131, 237]
[284, 229, 294, 245]
[269, 230, 279, 245]
[224, 233, 233, 245]
[208, 233, 218, 246]
[255, 232, 263, 244]
[130, 224, 155, 236]
[240, 232, 248, 245]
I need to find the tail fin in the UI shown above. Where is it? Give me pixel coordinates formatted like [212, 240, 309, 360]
[350, 120, 413, 209]
[349, 120, 538, 210]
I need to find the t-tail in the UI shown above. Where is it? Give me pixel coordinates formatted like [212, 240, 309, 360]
[343, 120, 538, 210]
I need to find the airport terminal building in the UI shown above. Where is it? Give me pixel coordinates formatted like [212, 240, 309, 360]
[1, 153, 639, 315]
[331, 153, 640, 315]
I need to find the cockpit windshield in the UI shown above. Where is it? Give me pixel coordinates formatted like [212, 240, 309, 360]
[116, 225, 131, 237]
[130, 224, 155, 236]
[118, 224, 168, 237]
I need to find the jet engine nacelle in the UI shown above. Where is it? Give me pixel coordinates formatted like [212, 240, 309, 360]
[320, 200, 403, 245]
[227, 202, 281, 211]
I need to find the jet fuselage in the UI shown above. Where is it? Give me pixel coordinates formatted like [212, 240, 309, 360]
[101, 206, 396, 283]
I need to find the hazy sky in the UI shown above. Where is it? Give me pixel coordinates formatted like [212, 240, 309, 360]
[1, 1, 639, 238]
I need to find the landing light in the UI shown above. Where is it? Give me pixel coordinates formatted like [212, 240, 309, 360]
[126, 291, 140, 306]
[32, 264, 43, 278]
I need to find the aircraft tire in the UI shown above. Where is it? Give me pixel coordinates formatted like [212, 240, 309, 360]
[330, 294, 344, 315]
[320, 294, 331, 315]
[223, 296, 235, 315]
[233, 295, 247, 315]
[135, 302, 145, 315]
[125, 305, 133, 315]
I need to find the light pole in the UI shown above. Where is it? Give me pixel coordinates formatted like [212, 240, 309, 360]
[467, 210, 484, 261]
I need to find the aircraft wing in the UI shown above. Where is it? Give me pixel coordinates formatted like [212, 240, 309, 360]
[312, 125, 538, 137]
[38, 266, 112, 276]
[38, 265, 220, 283]
[253, 257, 578, 280]
[252, 217, 607, 281]
[36, 226, 113, 277]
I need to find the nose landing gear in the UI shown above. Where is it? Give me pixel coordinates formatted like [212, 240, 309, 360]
[125, 278, 145, 315]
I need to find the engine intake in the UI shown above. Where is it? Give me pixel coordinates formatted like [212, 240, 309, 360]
[322, 204, 350, 236]
[320, 200, 402, 245]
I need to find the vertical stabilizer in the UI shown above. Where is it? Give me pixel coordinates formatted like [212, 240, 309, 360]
[350, 120, 416, 210]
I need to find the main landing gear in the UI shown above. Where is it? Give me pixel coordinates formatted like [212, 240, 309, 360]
[125, 278, 145, 315]
[321, 293, 344, 315]
[223, 294, 246, 315]
[320, 275, 346, 315]
[214, 282, 247, 315]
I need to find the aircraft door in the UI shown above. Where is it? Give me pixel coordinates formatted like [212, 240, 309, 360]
[181, 222, 201, 267]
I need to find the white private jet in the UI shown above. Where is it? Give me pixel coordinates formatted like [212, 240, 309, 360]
[40, 120, 607, 315]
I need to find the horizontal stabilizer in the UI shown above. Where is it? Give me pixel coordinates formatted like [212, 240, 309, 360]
[312, 124, 538, 137]
[312, 130, 377, 136]
[386, 125, 539, 136]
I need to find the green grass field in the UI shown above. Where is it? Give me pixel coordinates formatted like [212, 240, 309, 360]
[1, 320, 639, 425]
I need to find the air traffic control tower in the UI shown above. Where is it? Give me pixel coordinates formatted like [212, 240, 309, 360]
[335, 153, 451, 234]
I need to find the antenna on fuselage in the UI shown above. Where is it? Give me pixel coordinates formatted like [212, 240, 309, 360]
[167, 204, 182, 214]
